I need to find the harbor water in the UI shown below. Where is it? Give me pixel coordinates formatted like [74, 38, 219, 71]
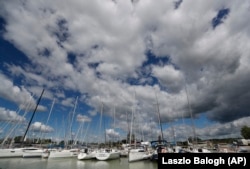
[0, 157, 157, 169]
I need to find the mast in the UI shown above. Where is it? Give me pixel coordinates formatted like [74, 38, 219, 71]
[126, 111, 129, 144]
[21, 88, 45, 145]
[98, 101, 103, 147]
[154, 91, 164, 141]
[184, 81, 197, 145]
[83, 121, 91, 147]
[40, 98, 55, 144]
[112, 104, 116, 147]
[129, 90, 136, 146]
[70, 96, 78, 143]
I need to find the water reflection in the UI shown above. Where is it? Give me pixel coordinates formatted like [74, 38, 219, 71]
[95, 161, 110, 169]
[46, 158, 75, 169]
[129, 160, 157, 169]
[0, 157, 157, 169]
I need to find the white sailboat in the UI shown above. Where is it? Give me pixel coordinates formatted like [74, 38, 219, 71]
[23, 98, 56, 158]
[95, 102, 120, 161]
[0, 89, 45, 158]
[128, 91, 152, 162]
[128, 146, 152, 162]
[48, 97, 80, 159]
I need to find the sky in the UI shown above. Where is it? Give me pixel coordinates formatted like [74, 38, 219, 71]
[0, 0, 250, 144]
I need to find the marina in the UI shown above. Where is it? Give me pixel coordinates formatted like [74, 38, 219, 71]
[1, 1, 250, 169]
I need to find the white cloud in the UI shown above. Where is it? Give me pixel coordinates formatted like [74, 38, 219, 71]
[1, 0, 250, 141]
[0, 74, 47, 112]
[152, 65, 184, 92]
[30, 121, 54, 133]
[76, 114, 91, 123]
[106, 128, 120, 139]
[0, 107, 25, 122]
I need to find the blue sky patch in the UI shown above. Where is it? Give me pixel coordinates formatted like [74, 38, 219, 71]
[143, 50, 170, 67]
[212, 8, 230, 29]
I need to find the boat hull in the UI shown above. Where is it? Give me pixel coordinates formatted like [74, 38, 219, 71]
[48, 149, 79, 159]
[95, 151, 120, 161]
[0, 148, 24, 158]
[23, 149, 44, 158]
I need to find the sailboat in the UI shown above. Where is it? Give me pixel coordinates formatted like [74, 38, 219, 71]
[95, 102, 120, 161]
[183, 82, 211, 153]
[128, 91, 153, 162]
[48, 96, 80, 159]
[0, 89, 45, 158]
[24, 97, 57, 158]
[77, 121, 98, 160]
[0, 117, 25, 158]
[144, 91, 168, 161]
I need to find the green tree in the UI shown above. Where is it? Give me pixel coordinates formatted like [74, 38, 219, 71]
[241, 126, 250, 139]
[14, 136, 23, 143]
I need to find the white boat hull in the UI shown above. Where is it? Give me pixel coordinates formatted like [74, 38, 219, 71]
[95, 150, 120, 161]
[23, 150, 44, 158]
[48, 149, 79, 159]
[0, 148, 24, 158]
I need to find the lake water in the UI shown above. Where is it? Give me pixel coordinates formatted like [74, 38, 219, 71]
[0, 157, 158, 169]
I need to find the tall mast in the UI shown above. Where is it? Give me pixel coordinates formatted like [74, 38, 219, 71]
[112, 104, 116, 146]
[22, 88, 45, 145]
[155, 91, 164, 141]
[40, 98, 55, 143]
[98, 101, 103, 146]
[184, 81, 196, 145]
[129, 90, 136, 145]
[70, 96, 78, 143]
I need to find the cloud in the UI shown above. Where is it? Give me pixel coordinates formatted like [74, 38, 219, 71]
[163, 116, 250, 142]
[152, 64, 184, 92]
[30, 121, 54, 133]
[0, 107, 25, 122]
[76, 114, 91, 123]
[0, 74, 47, 112]
[0, 0, 250, 141]
[106, 128, 120, 139]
